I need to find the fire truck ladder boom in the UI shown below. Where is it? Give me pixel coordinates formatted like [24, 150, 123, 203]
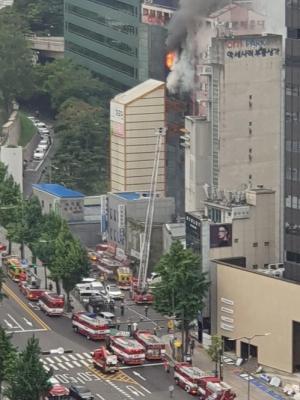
[137, 127, 166, 292]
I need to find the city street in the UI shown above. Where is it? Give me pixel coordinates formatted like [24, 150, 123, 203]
[0, 277, 189, 400]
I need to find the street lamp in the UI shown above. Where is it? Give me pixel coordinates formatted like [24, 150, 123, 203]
[229, 333, 271, 400]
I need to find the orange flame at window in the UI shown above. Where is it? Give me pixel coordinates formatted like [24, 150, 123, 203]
[166, 52, 176, 70]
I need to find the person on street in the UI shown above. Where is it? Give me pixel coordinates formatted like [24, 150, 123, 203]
[190, 339, 195, 356]
[144, 305, 149, 317]
[48, 282, 53, 291]
[163, 358, 170, 373]
[169, 385, 174, 398]
[116, 318, 121, 331]
[128, 323, 132, 336]
[133, 321, 138, 332]
[153, 327, 157, 336]
[120, 300, 125, 316]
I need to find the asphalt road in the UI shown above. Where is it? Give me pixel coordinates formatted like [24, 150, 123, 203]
[1, 277, 190, 400]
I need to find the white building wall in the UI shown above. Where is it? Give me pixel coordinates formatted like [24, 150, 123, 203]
[0, 146, 23, 192]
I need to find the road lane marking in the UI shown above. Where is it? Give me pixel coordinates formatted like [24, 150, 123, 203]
[46, 357, 54, 364]
[68, 355, 76, 360]
[7, 314, 24, 331]
[107, 381, 133, 399]
[72, 361, 82, 368]
[132, 371, 146, 381]
[136, 384, 151, 395]
[61, 355, 70, 362]
[84, 352, 92, 358]
[96, 395, 106, 400]
[76, 353, 84, 359]
[23, 317, 33, 326]
[58, 363, 68, 371]
[6, 328, 46, 334]
[3, 284, 50, 331]
[65, 362, 75, 369]
[87, 365, 139, 385]
[127, 385, 145, 397]
[120, 362, 163, 369]
[80, 360, 90, 367]
[4, 319, 13, 328]
[51, 365, 59, 371]
[54, 356, 62, 363]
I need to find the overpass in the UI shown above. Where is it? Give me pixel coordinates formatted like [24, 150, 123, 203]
[27, 36, 64, 59]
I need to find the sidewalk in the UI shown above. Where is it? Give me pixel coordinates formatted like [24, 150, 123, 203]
[161, 334, 289, 400]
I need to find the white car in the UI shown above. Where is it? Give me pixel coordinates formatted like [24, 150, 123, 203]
[105, 284, 124, 300]
[33, 148, 45, 160]
[38, 127, 50, 135]
[35, 122, 47, 128]
[38, 140, 49, 151]
[147, 272, 161, 288]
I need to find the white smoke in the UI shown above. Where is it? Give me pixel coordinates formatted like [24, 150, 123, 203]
[166, 0, 286, 94]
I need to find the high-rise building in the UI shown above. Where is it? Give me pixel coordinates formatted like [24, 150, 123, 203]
[110, 79, 166, 194]
[284, 0, 300, 280]
[184, 34, 283, 262]
[64, 0, 170, 90]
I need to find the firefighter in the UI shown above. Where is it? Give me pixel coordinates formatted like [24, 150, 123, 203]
[163, 358, 170, 373]
[120, 300, 125, 316]
[144, 305, 149, 317]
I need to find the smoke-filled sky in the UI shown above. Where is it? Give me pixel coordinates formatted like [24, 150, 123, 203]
[166, 0, 285, 94]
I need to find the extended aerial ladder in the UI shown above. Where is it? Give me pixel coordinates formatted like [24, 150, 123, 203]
[132, 127, 166, 304]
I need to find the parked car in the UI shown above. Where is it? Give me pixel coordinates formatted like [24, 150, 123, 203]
[98, 311, 116, 327]
[38, 127, 50, 135]
[105, 284, 124, 300]
[33, 148, 45, 160]
[35, 122, 47, 129]
[38, 140, 49, 151]
[27, 116, 39, 124]
[69, 385, 93, 400]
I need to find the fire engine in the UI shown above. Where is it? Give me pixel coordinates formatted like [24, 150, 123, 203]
[174, 362, 207, 395]
[109, 336, 145, 365]
[133, 330, 165, 360]
[39, 292, 65, 316]
[19, 272, 44, 301]
[72, 312, 109, 340]
[92, 346, 119, 373]
[198, 379, 236, 400]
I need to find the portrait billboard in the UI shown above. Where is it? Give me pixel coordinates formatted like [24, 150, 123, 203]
[210, 224, 232, 248]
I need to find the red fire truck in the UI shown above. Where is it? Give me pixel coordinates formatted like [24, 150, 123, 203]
[72, 312, 109, 340]
[39, 292, 65, 316]
[131, 278, 154, 304]
[198, 379, 236, 400]
[174, 362, 207, 395]
[19, 281, 44, 301]
[109, 336, 145, 365]
[133, 330, 165, 360]
[92, 346, 119, 373]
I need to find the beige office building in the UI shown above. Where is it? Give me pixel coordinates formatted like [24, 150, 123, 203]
[110, 79, 166, 194]
[212, 261, 300, 373]
[184, 34, 283, 261]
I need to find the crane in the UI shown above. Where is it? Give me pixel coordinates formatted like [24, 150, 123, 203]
[133, 127, 166, 304]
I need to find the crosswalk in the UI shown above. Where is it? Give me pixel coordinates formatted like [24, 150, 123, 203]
[40, 352, 92, 372]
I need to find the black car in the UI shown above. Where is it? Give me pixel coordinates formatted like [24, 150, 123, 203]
[69, 385, 94, 400]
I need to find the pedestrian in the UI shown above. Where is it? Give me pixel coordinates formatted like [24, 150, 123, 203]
[116, 318, 120, 331]
[109, 301, 115, 312]
[153, 327, 157, 336]
[163, 359, 170, 373]
[190, 339, 195, 356]
[169, 385, 174, 398]
[133, 322, 138, 332]
[120, 300, 125, 316]
[128, 323, 132, 336]
[48, 282, 53, 291]
[144, 305, 149, 317]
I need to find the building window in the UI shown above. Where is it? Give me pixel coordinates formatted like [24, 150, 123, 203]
[234, 238, 239, 243]
[264, 241, 269, 246]
[253, 242, 258, 247]
[114, 210, 117, 221]
[252, 264, 258, 269]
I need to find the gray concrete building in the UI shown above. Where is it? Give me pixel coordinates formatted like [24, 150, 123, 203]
[106, 191, 175, 268]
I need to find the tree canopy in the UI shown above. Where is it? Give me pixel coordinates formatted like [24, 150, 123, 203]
[153, 241, 210, 352]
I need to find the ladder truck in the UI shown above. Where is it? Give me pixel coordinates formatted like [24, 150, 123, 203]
[132, 127, 166, 304]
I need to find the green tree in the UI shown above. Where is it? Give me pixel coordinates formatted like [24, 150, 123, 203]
[153, 241, 210, 354]
[0, 9, 33, 111]
[207, 335, 223, 378]
[0, 325, 16, 399]
[13, 0, 63, 35]
[52, 222, 89, 308]
[5, 336, 51, 400]
[0, 269, 7, 303]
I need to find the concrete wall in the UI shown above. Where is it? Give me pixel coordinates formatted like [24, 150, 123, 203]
[0, 146, 23, 192]
[2, 110, 21, 146]
[69, 221, 101, 248]
[23, 132, 40, 162]
[213, 261, 300, 373]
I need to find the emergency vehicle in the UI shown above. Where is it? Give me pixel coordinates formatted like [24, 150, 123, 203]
[131, 278, 154, 304]
[174, 362, 207, 394]
[45, 383, 70, 400]
[19, 281, 44, 301]
[198, 379, 236, 400]
[116, 267, 132, 289]
[109, 336, 146, 365]
[72, 312, 109, 340]
[133, 330, 165, 360]
[92, 346, 119, 373]
[39, 292, 65, 316]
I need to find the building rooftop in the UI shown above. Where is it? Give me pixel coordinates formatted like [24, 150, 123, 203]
[33, 183, 85, 198]
[113, 192, 150, 201]
[113, 79, 165, 106]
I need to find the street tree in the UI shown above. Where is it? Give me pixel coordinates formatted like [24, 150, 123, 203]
[5, 336, 51, 400]
[0, 9, 33, 111]
[0, 325, 16, 399]
[153, 241, 210, 353]
[52, 222, 89, 307]
[207, 335, 223, 378]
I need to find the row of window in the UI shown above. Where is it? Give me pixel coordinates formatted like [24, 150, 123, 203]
[286, 195, 300, 209]
[65, 41, 137, 78]
[67, 22, 137, 56]
[286, 83, 300, 96]
[286, 167, 300, 181]
[67, 4, 137, 35]
[286, 111, 300, 121]
[286, 224, 300, 236]
[287, 0, 300, 8]
[87, 0, 138, 16]
[286, 140, 300, 152]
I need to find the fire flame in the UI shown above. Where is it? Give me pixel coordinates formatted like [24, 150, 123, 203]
[166, 52, 176, 70]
